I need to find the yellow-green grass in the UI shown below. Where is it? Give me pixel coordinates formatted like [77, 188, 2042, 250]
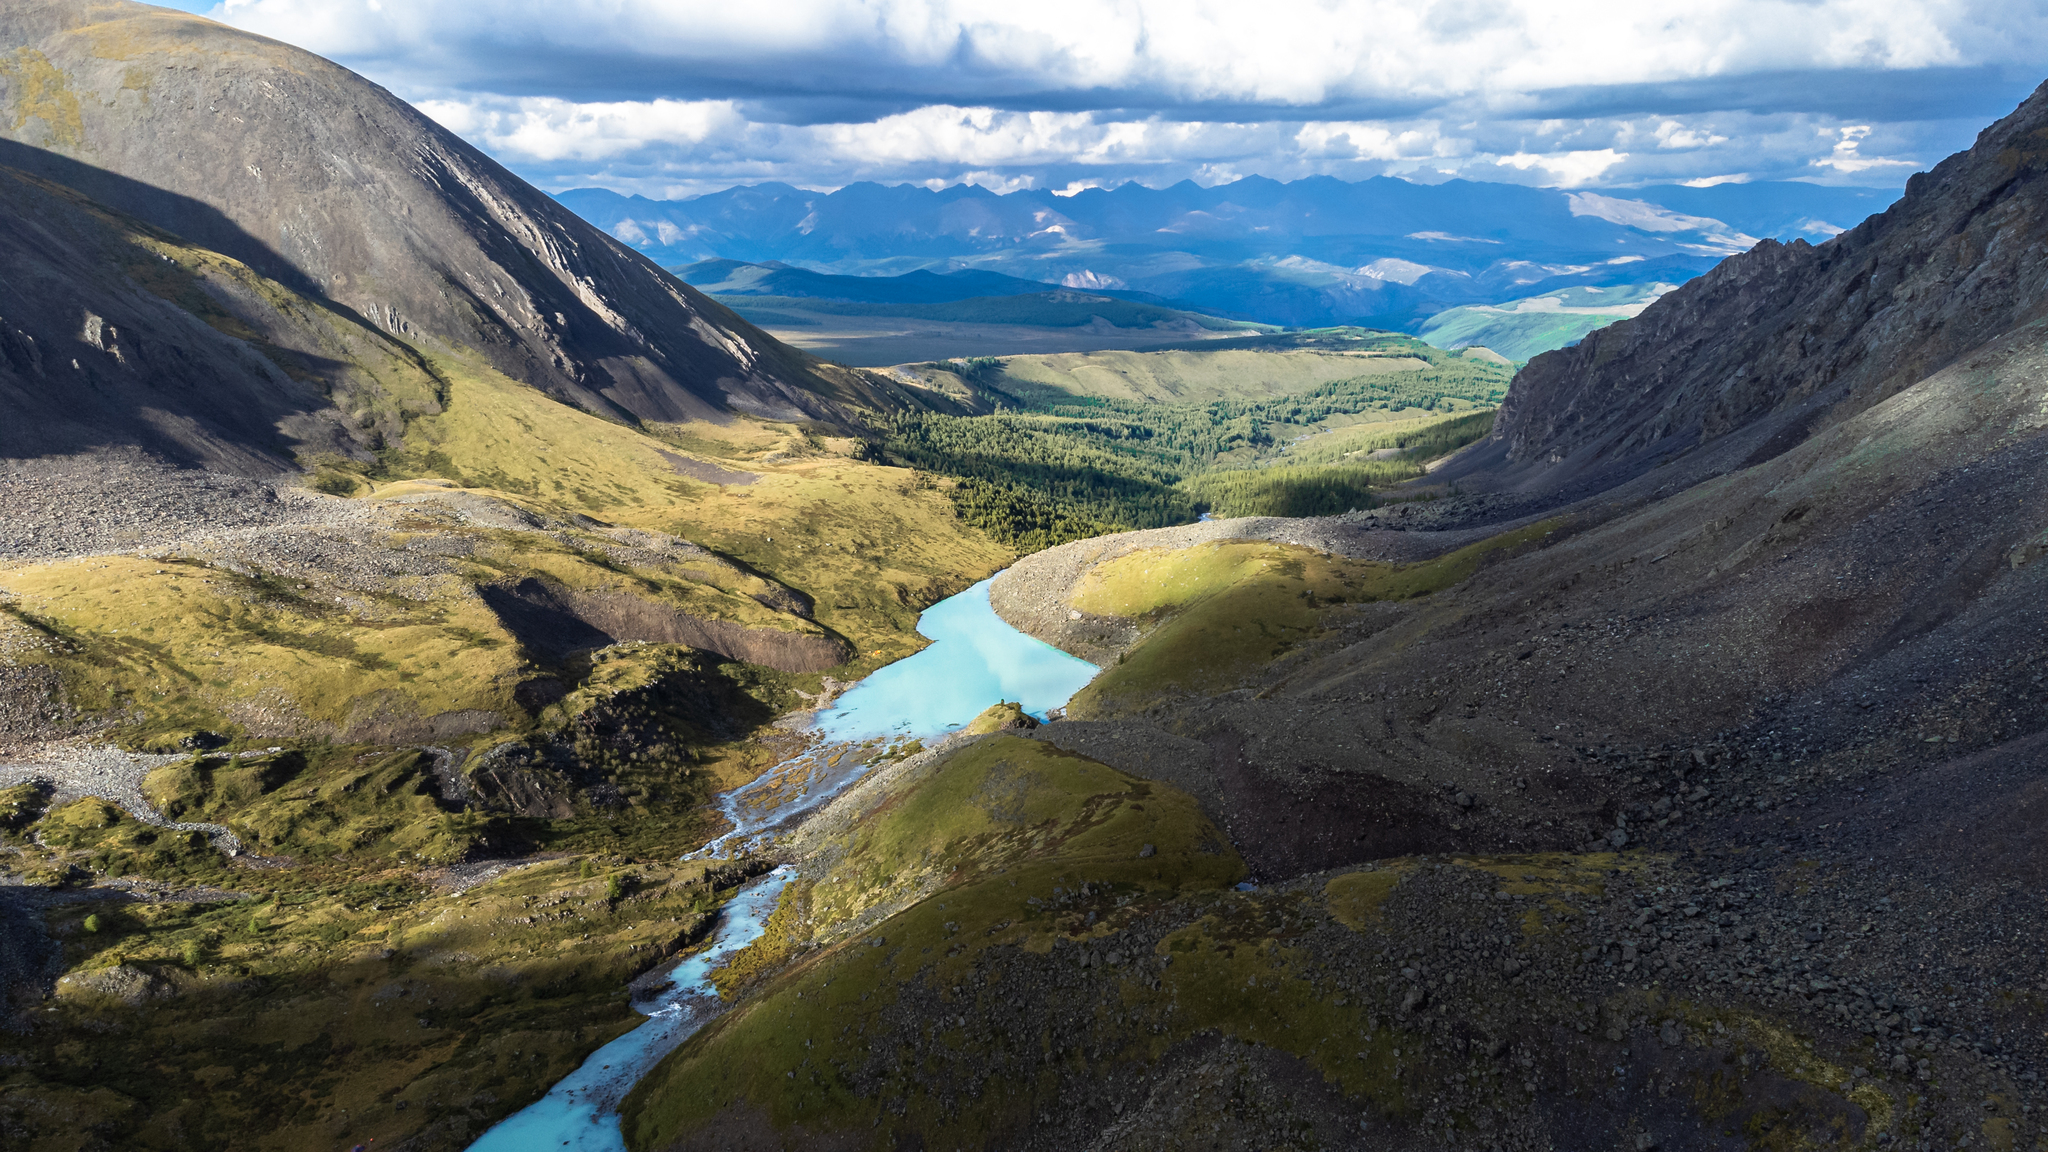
[960, 346, 1432, 405]
[0, 477, 854, 752]
[623, 736, 1246, 1148]
[633, 751, 1663, 1149]
[0, 553, 526, 741]
[32, 796, 240, 885]
[624, 886, 1424, 1151]
[1274, 407, 1497, 467]
[1178, 409, 1501, 516]
[0, 532, 800, 746]
[136, 749, 523, 866]
[797, 736, 1241, 939]
[0, 781, 46, 833]
[620, 737, 1889, 1152]
[1067, 523, 1558, 716]
[371, 357, 1012, 659]
[960, 700, 1032, 734]
[8, 841, 761, 1152]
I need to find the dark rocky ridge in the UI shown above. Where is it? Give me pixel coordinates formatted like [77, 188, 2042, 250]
[0, 0, 900, 435]
[480, 577, 852, 673]
[1466, 79, 2048, 501]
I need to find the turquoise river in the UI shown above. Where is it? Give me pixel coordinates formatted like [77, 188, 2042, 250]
[466, 576, 1099, 1151]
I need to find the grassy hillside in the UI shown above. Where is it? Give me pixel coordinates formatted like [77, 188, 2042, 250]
[619, 731, 1896, 1152]
[1418, 284, 1673, 362]
[3, 806, 773, 1151]
[1180, 410, 1499, 517]
[719, 292, 1249, 332]
[873, 337, 1511, 549]
[1066, 525, 1556, 717]
[623, 735, 1247, 1148]
[919, 341, 1425, 405]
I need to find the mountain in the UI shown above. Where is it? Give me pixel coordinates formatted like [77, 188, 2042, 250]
[674, 258, 1086, 305]
[0, 0, 882, 434]
[559, 178, 1895, 332]
[0, 161, 439, 472]
[614, 83, 2048, 1150]
[1468, 97, 2048, 503]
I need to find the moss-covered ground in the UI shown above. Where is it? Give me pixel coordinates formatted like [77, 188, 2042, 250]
[0, 800, 777, 1152]
[622, 735, 1245, 1147]
[370, 357, 1014, 658]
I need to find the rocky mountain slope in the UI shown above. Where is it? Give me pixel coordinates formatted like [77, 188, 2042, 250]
[0, 0, 887, 433]
[1469, 79, 2048, 501]
[0, 160, 442, 471]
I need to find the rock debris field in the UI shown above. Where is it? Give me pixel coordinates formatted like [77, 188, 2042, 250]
[0, 741, 244, 854]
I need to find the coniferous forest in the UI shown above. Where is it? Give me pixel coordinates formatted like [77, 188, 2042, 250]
[870, 342, 1509, 550]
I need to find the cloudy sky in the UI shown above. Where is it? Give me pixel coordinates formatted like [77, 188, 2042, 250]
[162, 0, 2048, 200]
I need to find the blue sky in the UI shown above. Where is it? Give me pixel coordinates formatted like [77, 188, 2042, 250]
[160, 0, 2048, 199]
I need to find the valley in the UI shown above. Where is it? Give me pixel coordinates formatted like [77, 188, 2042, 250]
[701, 308, 1256, 367]
[0, 4, 2043, 1152]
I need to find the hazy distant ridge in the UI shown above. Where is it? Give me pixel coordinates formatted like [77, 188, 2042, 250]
[559, 177, 1894, 330]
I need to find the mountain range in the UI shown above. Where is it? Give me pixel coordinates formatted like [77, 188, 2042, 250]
[559, 177, 1897, 333]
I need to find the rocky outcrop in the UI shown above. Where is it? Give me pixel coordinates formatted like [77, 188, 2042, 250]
[55, 962, 178, 1007]
[1484, 80, 2048, 495]
[480, 578, 851, 672]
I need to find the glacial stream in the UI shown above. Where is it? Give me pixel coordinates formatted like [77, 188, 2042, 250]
[466, 576, 1098, 1151]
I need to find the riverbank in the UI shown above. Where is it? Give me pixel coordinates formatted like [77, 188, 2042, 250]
[461, 573, 1102, 1150]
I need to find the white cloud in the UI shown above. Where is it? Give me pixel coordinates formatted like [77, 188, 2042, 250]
[417, 97, 749, 162]
[1810, 124, 1918, 173]
[1567, 192, 1761, 252]
[1652, 120, 1730, 150]
[1497, 149, 1630, 186]
[213, 0, 2032, 104]
[189, 0, 2047, 195]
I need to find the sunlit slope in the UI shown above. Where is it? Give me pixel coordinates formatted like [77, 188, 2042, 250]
[1062, 528, 1553, 717]
[354, 357, 1010, 648]
[622, 735, 1245, 1148]
[899, 329, 1474, 406]
[1417, 283, 1669, 363]
[1, 355, 1010, 751]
